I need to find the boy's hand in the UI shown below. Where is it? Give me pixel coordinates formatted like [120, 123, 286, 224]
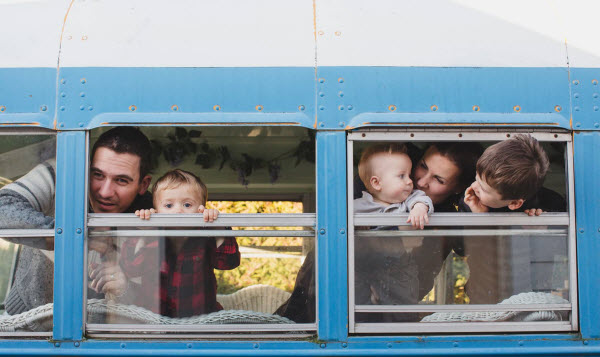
[135, 208, 156, 220]
[524, 208, 543, 216]
[464, 185, 489, 213]
[407, 202, 429, 230]
[198, 205, 219, 222]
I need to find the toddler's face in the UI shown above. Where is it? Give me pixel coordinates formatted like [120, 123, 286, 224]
[154, 184, 204, 214]
[371, 153, 414, 205]
[470, 174, 513, 209]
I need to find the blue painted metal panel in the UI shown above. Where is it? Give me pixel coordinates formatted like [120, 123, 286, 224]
[317, 67, 570, 129]
[570, 69, 600, 130]
[574, 131, 600, 339]
[316, 131, 348, 341]
[53, 131, 86, 340]
[55, 67, 316, 129]
[0, 68, 56, 128]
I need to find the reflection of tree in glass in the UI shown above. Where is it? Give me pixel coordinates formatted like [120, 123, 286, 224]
[207, 201, 306, 294]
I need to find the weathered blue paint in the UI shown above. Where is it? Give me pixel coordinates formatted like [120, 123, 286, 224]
[0, 68, 55, 127]
[53, 131, 86, 340]
[316, 131, 348, 341]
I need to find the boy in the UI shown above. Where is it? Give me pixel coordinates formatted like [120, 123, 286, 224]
[354, 143, 433, 313]
[121, 169, 240, 317]
[462, 134, 554, 213]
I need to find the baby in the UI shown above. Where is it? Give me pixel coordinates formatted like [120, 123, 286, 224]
[120, 169, 240, 317]
[354, 143, 433, 309]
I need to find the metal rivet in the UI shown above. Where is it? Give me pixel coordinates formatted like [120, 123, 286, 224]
[340, 229, 345, 234]
[595, 123, 599, 128]
[319, 78, 325, 83]
[338, 78, 344, 83]
[554, 134, 559, 138]
[574, 93, 580, 98]
[555, 105, 562, 112]
[88, 106, 93, 111]
[579, 228, 585, 233]
[431, 105, 438, 111]
[576, 122, 581, 127]
[56, 228, 63, 234]
[318, 30, 324, 36]
[388, 105, 396, 112]
[387, 343, 392, 348]
[338, 121, 345, 127]
[120, 343, 126, 348]
[78, 122, 84, 127]
[187, 343, 192, 349]
[575, 107, 580, 112]
[60, 106, 65, 111]
[59, 123, 64, 127]
[342, 343, 348, 348]
[458, 133, 463, 138]
[298, 105, 305, 111]
[80, 92, 85, 97]
[67, 35, 72, 40]
[595, 106, 599, 112]
[338, 91, 344, 97]
[129, 105, 136, 112]
[319, 92, 325, 97]
[335, 31, 341, 36]
[74, 342, 80, 347]
[76, 228, 82, 234]
[0, 106, 5, 112]
[594, 93, 599, 98]
[361, 133, 366, 137]
[40, 105, 47, 112]
[171, 105, 179, 111]
[338, 105, 344, 111]
[54, 342, 60, 347]
[472, 105, 480, 112]
[593, 80, 598, 85]
[584, 340, 589, 345]
[80, 78, 86, 84]
[255, 105, 263, 111]
[320, 229, 326, 235]
[319, 106, 325, 111]
[410, 133, 415, 137]
[319, 122, 325, 127]
[320, 343, 326, 349]
[347, 105, 353, 110]
[506, 133, 511, 138]
[453, 342, 459, 347]
[513, 105, 521, 112]
[61, 79, 66, 84]
[61, 92, 66, 98]
[253, 343, 259, 349]
[213, 105, 221, 111]
[573, 80, 580, 85]
[518, 341, 523, 346]
[80, 106, 85, 111]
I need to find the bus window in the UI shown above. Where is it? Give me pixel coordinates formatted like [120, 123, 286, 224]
[348, 130, 574, 334]
[85, 126, 316, 336]
[0, 129, 56, 335]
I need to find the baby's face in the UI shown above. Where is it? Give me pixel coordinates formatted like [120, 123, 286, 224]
[470, 174, 513, 208]
[154, 185, 204, 214]
[371, 153, 414, 205]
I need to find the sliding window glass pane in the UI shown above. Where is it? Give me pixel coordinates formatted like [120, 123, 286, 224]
[0, 132, 55, 334]
[354, 225, 570, 324]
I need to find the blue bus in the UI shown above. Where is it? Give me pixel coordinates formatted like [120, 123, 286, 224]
[0, 0, 598, 355]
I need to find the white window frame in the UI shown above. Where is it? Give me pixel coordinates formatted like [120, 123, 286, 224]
[347, 129, 577, 334]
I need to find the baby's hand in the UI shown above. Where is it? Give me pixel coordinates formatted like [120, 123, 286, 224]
[524, 208, 544, 216]
[464, 185, 489, 213]
[135, 208, 156, 220]
[407, 202, 429, 230]
[198, 205, 219, 222]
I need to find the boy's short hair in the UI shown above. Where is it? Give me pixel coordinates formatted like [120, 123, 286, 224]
[152, 169, 208, 206]
[358, 143, 408, 192]
[476, 134, 549, 200]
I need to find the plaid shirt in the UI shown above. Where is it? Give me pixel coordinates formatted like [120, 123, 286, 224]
[120, 235, 239, 317]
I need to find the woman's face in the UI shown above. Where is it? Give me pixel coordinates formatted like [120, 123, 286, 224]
[413, 146, 461, 205]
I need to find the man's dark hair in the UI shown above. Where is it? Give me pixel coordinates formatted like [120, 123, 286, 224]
[91, 126, 153, 181]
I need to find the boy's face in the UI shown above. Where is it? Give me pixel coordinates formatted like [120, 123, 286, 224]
[154, 184, 205, 214]
[471, 174, 523, 209]
[369, 152, 414, 205]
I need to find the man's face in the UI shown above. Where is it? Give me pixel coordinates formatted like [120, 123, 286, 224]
[89, 147, 150, 213]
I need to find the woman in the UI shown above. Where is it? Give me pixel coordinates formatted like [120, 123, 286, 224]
[275, 142, 483, 322]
